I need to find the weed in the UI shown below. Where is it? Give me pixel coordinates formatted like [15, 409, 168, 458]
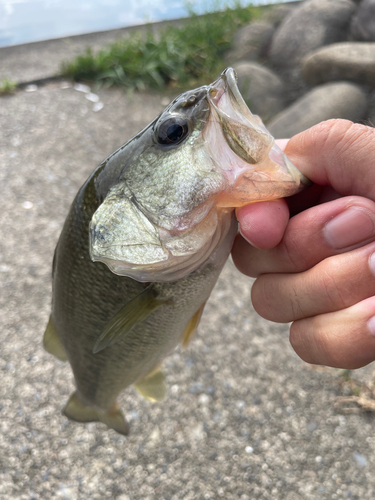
[61, 1, 261, 91]
[0, 78, 17, 95]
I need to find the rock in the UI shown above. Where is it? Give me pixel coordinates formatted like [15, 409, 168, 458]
[225, 21, 275, 63]
[269, 0, 356, 68]
[351, 0, 375, 41]
[262, 4, 297, 27]
[233, 62, 286, 121]
[301, 42, 375, 87]
[267, 82, 368, 138]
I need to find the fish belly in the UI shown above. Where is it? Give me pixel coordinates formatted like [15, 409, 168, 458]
[70, 257, 224, 411]
[51, 215, 236, 413]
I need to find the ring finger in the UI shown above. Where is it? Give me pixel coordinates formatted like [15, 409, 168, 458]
[251, 242, 375, 323]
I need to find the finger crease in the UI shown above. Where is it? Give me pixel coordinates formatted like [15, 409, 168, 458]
[322, 270, 347, 309]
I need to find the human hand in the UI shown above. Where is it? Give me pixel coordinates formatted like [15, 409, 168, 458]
[232, 119, 375, 369]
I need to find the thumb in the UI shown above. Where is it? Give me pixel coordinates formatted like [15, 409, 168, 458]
[285, 119, 375, 201]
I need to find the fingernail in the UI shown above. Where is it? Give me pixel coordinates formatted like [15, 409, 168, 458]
[369, 252, 375, 277]
[367, 316, 375, 336]
[239, 228, 258, 249]
[324, 207, 375, 249]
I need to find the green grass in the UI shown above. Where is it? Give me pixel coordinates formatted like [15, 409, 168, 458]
[0, 78, 17, 95]
[61, 1, 261, 91]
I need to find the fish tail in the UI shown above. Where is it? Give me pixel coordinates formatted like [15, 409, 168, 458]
[63, 392, 129, 435]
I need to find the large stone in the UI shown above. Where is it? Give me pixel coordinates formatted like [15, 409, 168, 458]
[269, 0, 356, 68]
[233, 61, 286, 122]
[301, 42, 375, 87]
[351, 0, 375, 41]
[267, 82, 368, 138]
[262, 4, 297, 27]
[225, 21, 275, 63]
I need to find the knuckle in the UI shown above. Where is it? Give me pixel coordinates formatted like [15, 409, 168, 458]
[281, 229, 310, 272]
[317, 261, 347, 310]
[251, 276, 278, 321]
[252, 275, 297, 323]
[291, 314, 365, 369]
[304, 119, 351, 154]
[290, 316, 337, 366]
[329, 122, 373, 158]
[289, 320, 315, 363]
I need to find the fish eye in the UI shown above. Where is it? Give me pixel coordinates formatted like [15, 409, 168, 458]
[157, 117, 189, 145]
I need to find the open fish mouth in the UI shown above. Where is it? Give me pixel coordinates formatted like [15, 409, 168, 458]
[205, 67, 311, 207]
[89, 68, 311, 283]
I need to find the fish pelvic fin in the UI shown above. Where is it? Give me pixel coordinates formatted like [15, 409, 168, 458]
[134, 367, 166, 402]
[63, 392, 129, 436]
[93, 285, 165, 354]
[181, 302, 206, 349]
[43, 316, 68, 362]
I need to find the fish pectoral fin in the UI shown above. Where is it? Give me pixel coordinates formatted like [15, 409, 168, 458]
[63, 392, 129, 435]
[134, 368, 166, 402]
[43, 316, 68, 362]
[93, 285, 165, 354]
[181, 302, 206, 349]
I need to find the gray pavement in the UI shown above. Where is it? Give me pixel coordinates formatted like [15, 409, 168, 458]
[0, 19, 182, 85]
[1, 36, 375, 500]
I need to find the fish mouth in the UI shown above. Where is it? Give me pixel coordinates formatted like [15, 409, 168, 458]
[209, 67, 255, 125]
[205, 67, 311, 206]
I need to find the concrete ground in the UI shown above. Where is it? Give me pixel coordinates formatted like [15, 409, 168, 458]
[0, 19, 184, 85]
[1, 31, 375, 500]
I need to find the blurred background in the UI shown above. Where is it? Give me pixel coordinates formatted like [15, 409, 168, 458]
[0, 0, 298, 47]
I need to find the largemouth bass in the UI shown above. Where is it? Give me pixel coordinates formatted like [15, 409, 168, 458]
[44, 68, 309, 434]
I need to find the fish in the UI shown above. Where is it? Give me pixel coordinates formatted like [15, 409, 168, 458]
[43, 67, 310, 435]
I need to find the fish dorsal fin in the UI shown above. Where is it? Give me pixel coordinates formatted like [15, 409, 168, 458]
[93, 285, 164, 354]
[181, 302, 206, 349]
[134, 367, 166, 402]
[43, 316, 68, 362]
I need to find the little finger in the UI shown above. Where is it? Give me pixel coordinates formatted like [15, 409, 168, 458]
[290, 296, 375, 369]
